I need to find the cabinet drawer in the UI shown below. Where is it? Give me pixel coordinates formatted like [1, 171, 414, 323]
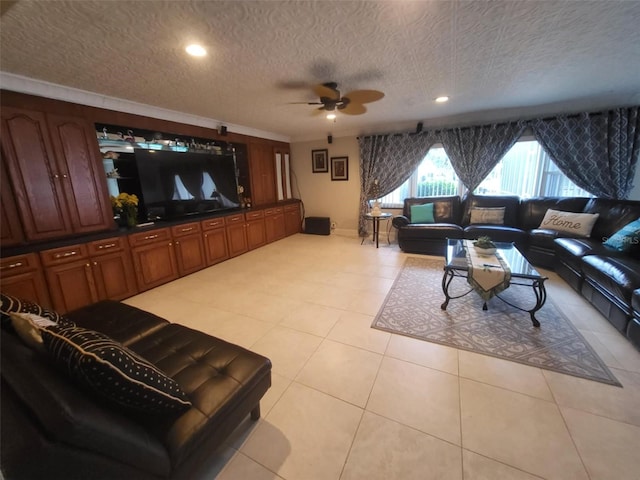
[201, 217, 226, 230]
[264, 207, 283, 216]
[171, 222, 201, 238]
[128, 228, 171, 247]
[0, 253, 41, 276]
[87, 237, 126, 256]
[245, 210, 264, 221]
[40, 244, 89, 266]
[226, 214, 245, 224]
[284, 204, 299, 212]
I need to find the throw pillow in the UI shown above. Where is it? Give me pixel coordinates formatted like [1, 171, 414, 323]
[538, 209, 600, 237]
[41, 324, 192, 414]
[10, 312, 57, 352]
[410, 203, 435, 223]
[469, 207, 505, 225]
[603, 217, 640, 252]
[1, 293, 73, 331]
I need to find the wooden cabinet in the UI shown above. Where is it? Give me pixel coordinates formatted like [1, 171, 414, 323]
[284, 203, 302, 236]
[129, 228, 179, 292]
[41, 237, 137, 313]
[225, 213, 249, 258]
[264, 206, 286, 243]
[0, 253, 51, 307]
[0, 158, 24, 247]
[41, 244, 97, 314]
[248, 143, 276, 206]
[245, 210, 266, 250]
[87, 237, 137, 302]
[201, 217, 229, 266]
[0, 107, 112, 242]
[171, 222, 206, 276]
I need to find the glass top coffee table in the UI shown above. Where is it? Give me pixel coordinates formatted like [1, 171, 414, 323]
[441, 239, 548, 327]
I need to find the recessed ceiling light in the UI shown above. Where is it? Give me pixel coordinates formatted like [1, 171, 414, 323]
[326, 113, 336, 120]
[185, 44, 207, 57]
[435, 96, 449, 103]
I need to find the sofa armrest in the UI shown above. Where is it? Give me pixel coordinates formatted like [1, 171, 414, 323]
[392, 215, 410, 228]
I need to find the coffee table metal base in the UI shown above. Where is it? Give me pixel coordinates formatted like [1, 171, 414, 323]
[440, 267, 547, 327]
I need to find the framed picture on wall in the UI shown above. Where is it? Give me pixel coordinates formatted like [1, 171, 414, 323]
[311, 149, 328, 173]
[331, 156, 349, 181]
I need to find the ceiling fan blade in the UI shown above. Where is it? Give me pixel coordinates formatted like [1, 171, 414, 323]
[312, 106, 328, 116]
[287, 102, 324, 105]
[339, 103, 367, 115]
[343, 89, 385, 104]
[313, 83, 340, 101]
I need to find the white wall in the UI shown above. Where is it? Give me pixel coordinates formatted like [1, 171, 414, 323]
[290, 137, 361, 236]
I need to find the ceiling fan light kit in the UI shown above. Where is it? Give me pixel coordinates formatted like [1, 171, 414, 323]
[298, 82, 384, 116]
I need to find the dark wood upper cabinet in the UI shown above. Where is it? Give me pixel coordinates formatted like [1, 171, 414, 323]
[0, 157, 25, 247]
[248, 143, 277, 206]
[46, 113, 113, 235]
[1, 107, 112, 241]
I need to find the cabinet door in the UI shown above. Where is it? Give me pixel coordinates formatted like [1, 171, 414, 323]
[249, 143, 276, 206]
[1, 106, 73, 240]
[130, 241, 179, 292]
[284, 203, 302, 235]
[91, 251, 138, 301]
[265, 207, 286, 243]
[226, 214, 248, 258]
[246, 219, 266, 250]
[203, 228, 229, 266]
[174, 233, 206, 276]
[46, 113, 113, 235]
[0, 254, 51, 306]
[0, 158, 24, 247]
[45, 259, 98, 314]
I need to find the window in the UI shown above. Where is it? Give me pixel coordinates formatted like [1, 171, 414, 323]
[378, 140, 591, 208]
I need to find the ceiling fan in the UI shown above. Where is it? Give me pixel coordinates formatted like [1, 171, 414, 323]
[293, 82, 385, 115]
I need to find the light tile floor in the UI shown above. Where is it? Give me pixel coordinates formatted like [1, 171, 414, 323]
[124, 233, 640, 480]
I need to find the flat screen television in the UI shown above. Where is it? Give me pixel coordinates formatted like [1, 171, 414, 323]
[134, 148, 240, 221]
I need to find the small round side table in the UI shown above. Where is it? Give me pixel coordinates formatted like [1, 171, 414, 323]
[361, 212, 393, 248]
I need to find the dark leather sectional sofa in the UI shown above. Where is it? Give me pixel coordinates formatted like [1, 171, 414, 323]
[393, 194, 640, 349]
[1, 300, 272, 479]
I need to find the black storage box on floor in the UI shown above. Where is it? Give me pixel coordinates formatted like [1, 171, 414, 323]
[304, 216, 331, 235]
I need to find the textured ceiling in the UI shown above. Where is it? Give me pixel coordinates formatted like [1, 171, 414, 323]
[1, 0, 640, 142]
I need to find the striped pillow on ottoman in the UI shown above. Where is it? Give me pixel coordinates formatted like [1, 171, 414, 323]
[42, 324, 192, 414]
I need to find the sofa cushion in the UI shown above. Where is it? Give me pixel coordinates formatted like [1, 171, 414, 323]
[41, 324, 192, 414]
[126, 323, 272, 469]
[581, 255, 640, 305]
[64, 300, 169, 347]
[403, 196, 461, 223]
[583, 198, 640, 247]
[461, 194, 520, 227]
[603, 217, 640, 253]
[463, 226, 528, 246]
[518, 197, 590, 231]
[1, 333, 171, 476]
[399, 224, 464, 240]
[410, 203, 434, 223]
[9, 312, 56, 352]
[469, 206, 505, 225]
[538, 209, 599, 237]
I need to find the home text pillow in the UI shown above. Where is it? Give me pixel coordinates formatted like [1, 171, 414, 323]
[10, 312, 57, 352]
[1, 293, 73, 331]
[470, 207, 505, 225]
[410, 203, 435, 223]
[538, 209, 600, 237]
[41, 324, 192, 414]
[603, 217, 640, 252]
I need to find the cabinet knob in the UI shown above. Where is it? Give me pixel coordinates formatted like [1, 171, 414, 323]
[143, 234, 159, 240]
[98, 243, 116, 249]
[62, 174, 68, 178]
[169, 242, 173, 246]
[54, 251, 77, 259]
[93, 262, 97, 266]
[86, 263, 90, 267]
[175, 241, 179, 245]
[53, 174, 60, 179]
[180, 227, 193, 232]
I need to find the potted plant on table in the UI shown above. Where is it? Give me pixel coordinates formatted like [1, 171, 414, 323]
[473, 235, 497, 255]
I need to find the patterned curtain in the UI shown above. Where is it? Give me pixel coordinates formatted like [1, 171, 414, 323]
[358, 131, 437, 235]
[530, 107, 640, 199]
[437, 121, 526, 192]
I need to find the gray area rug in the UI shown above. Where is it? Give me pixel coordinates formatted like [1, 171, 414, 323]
[372, 257, 621, 386]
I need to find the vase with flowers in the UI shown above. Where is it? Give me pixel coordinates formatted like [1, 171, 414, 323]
[111, 192, 139, 228]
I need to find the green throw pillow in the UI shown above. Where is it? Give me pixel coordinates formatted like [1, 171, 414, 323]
[410, 203, 435, 223]
[603, 218, 640, 252]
